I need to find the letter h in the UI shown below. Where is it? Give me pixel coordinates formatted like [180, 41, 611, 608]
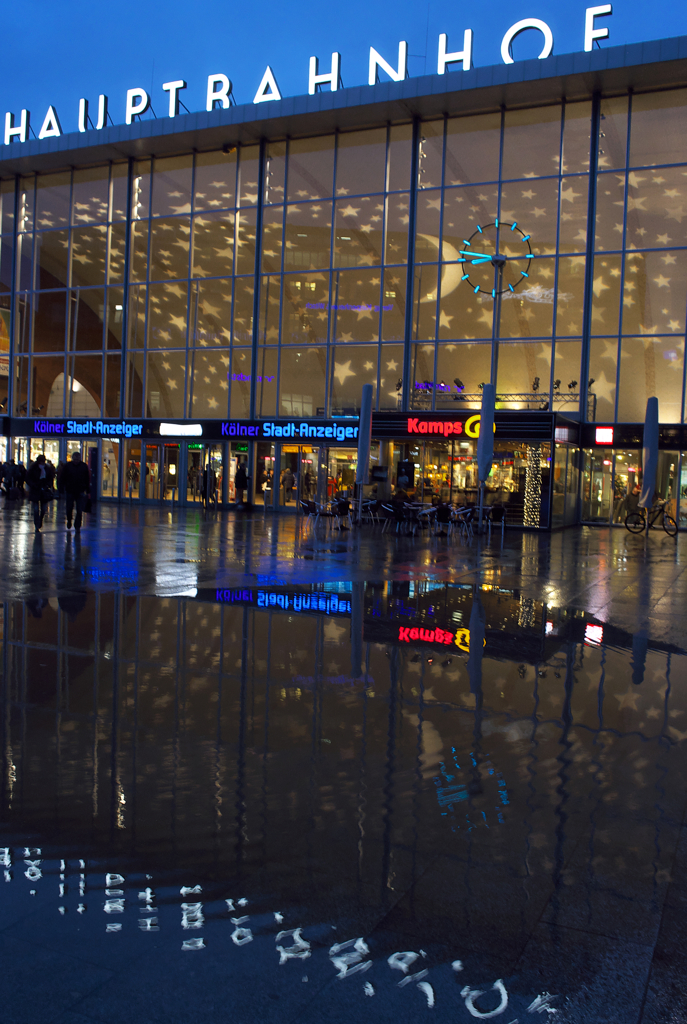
[309, 53, 342, 94]
[5, 110, 29, 145]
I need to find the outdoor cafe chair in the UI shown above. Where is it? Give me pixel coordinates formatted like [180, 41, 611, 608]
[454, 506, 475, 540]
[380, 502, 404, 533]
[333, 498, 353, 530]
[433, 503, 455, 537]
[301, 498, 335, 529]
[361, 500, 382, 526]
[299, 498, 317, 523]
[417, 506, 437, 532]
[403, 503, 423, 535]
[487, 504, 507, 541]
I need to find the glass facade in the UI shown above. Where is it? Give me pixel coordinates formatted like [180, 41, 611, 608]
[591, 91, 687, 425]
[1, 90, 686, 424]
[3, 81, 687, 523]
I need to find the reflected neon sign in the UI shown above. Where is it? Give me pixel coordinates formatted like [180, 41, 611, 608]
[212, 587, 352, 616]
[397, 625, 485, 650]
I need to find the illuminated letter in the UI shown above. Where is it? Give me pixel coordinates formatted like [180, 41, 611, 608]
[368, 42, 408, 85]
[465, 414, 481, 438]
[309, 52, 341, 94]
[78, 95, 108, 132]
[206, 74, 232, 111]
[125, 88, 150, 125]
[584, 5, 612, 51]
[96, 95, 108, 130]
[437, 30, 473, 73]
[38, 106, 62, 139]
[4, 110, 29, 145]
[253, 67, 282, 104]
[162, 80, 187, 117]
[501, 19, 554, 64]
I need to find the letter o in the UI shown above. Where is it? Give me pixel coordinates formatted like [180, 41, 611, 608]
[501, 18, 553, 64]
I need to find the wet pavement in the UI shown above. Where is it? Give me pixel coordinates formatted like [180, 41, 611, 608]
[1, 499, 687, 1023]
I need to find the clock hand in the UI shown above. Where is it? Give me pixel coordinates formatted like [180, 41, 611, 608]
[459, 252, 493, 265]
[459, 249, 493, 260]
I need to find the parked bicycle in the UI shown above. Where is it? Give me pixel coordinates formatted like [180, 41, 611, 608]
[625, 498, 677, 537]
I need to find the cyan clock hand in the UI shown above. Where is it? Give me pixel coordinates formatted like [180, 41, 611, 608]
[458, 250, 493, 263]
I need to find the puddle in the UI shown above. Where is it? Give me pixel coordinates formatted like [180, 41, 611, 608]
[1, 583, 685, 1021]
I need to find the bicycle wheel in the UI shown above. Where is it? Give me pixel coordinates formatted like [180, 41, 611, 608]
[625, 511, 645, 534]
[663, 514, 678, 537]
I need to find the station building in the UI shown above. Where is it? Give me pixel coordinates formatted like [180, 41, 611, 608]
[2, 34, 687, 528]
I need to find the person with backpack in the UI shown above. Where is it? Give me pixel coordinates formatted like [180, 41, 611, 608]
[62, 451, 90, 531]
[26, 454, 55, 532]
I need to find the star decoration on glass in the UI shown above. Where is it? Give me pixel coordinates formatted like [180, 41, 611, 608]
[334, 361, 356, 385]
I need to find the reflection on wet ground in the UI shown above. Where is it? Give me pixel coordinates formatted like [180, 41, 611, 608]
[2, 504, 687, 1022]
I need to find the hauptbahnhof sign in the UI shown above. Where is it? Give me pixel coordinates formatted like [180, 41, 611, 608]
[3, 8, 614, 143]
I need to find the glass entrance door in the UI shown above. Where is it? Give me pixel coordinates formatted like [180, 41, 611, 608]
[163, 445, 180, 500]
[125, 442, 141, 499]
[582, 449, 613, 522]
[100, 439, 120, 499]
[144, 444, 161, 500]
[279, 447, 299, 507]
[255, 443, 275, 505]
[143, 444, 180, 502]
[186, 444, 223, 505]
[276, 446, 319, 508]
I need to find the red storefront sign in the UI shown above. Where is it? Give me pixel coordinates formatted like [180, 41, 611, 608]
[406, 415, 483, 438]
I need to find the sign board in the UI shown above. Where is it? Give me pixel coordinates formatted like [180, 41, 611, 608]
[5, 410, 563, 445]
[4, 416, 360, 444]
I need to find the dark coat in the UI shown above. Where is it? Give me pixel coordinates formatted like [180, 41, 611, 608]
[62, 460, 90, 497]
[27, 462, 56, 503]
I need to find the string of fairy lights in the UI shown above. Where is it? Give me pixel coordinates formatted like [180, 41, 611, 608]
[523, 444, 542, 527]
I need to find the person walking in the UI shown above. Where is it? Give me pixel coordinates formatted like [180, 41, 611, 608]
[281, 466, 295, 503]
[62, 451, 90, 531]
[234, 459, 248, 505]
[2, 458, 18, 499]
[56, 459, 66, 497]
[26, 454, 55, 532]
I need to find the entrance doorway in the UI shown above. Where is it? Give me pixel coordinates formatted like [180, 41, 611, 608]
[66, 437, 99, 499]
[143, 443, 180, 502]
[255, 443, 276, 505]
[100, 439, 120, 499]
[186, 443, 223, 506]
[279, 446, 318, 507]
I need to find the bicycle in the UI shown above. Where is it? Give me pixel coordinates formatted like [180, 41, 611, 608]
[625, 499, 678, 537]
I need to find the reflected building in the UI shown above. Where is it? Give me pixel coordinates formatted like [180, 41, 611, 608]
[2, 584, 684, 862]
[1, 39, 687, 526]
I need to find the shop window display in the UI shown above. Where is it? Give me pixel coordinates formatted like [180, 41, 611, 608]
[392, 438, 551, 526]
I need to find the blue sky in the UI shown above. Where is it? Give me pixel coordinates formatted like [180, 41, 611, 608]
[4, 0, 686, 133]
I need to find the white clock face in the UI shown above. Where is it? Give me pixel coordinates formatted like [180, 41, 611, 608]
[458, 220, 533, 297]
